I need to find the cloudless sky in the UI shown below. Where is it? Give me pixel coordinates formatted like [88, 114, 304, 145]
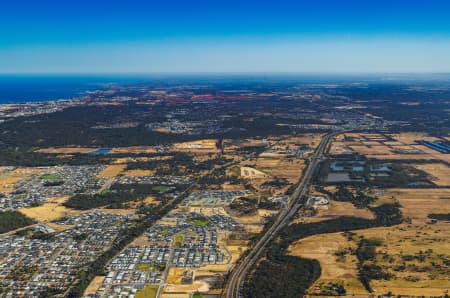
[1, 0, 450, 73]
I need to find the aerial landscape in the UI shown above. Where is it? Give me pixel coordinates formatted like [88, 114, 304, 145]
[1, 1, 449, 298]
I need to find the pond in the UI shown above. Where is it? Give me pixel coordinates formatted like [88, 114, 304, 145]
[88, 148, 112, 155]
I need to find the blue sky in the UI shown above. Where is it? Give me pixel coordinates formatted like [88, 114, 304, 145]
[1, 0, 450, 73]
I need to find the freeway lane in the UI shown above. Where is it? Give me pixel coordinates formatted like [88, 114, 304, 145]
[223, 133, 335, 298]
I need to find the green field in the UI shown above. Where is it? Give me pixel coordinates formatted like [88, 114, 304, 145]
[135, 285, 159, 298]
[174, 234, 184, 248]
[136, 263, 152, 272]
[192, 294, 204, 298]
[40, 173, 58, 181]
[152, 185, 170, 193]
[159, 228, 170, 235]
[100, 189, 113, 195]
[187, 197, 224, 207]
[190, 216, 210, 227]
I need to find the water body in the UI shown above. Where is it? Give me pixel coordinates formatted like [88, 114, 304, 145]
[88, 148, 112, 155]
[0, 75, 146, 104]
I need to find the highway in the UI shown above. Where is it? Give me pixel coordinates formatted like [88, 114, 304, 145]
[222, 133, 335, 298]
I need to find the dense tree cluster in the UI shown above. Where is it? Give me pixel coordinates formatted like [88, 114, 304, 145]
[0, 211, 35, 234]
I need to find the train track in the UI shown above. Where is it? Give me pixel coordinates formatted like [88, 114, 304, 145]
[223, 133, 335, 298]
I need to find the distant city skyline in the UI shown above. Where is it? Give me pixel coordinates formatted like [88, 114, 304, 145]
[1, 0, 450, 73]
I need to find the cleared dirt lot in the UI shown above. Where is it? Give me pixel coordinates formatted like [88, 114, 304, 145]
[167, 267, 189, 284]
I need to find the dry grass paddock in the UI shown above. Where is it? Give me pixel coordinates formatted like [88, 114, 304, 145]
[412, 163, 450, 186]
[288, 232, 369, 296]
[352, 188, 450, 296]
[19, 196, 81, 222]
[96, 164, 126, 178]
[84, 276, 105, 296]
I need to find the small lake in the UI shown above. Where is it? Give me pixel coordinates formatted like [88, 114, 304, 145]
[88, 148, 112, 155]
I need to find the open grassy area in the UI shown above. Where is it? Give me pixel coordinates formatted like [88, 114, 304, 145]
[96, 164, 126, 178]
[123, 169, 154, 176]
[174, 234, 185, 247]
[293, 199, 376, 224]
[288, 232, 368, 296]
[240, 156, 305, 196]
[190, 216, 210, 227]
[135, 285, 159, 298]
[19, 196, 80, 222]
[153, 185, 171, 193]
[136, 263, 152, 272]
[342, 188, 450, 296]
[413, 163, 450, 186]
[84, 276, 105, 296]
[320, 133, 450, 296]
[40, 173, 58, 180]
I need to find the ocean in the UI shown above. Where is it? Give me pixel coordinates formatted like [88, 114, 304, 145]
[0, 75, 141, 104]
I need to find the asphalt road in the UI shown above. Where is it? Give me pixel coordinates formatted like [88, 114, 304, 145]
[223, 133, 335, 298]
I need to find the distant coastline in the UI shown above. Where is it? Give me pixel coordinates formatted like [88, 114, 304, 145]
[2, 73, 450, 104]
[0, 75, 131, 104]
